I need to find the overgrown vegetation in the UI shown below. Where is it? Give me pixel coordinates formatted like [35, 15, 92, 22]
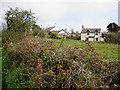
[2, 30, 25, 44]
[2, 34, 120, 88]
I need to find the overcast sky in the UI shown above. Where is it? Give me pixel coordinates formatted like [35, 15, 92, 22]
[0, 0, 119, 32]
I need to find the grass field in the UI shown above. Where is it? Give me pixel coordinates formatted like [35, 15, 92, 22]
[49, 39, 118, 60]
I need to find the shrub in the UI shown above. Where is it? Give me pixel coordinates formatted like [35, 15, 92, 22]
[73, 36, 81, 40]
[45, 35, 51, 38]
[49, 32, 58, 39]
[3, 37, 120, 88]
[2, 30, 25, 43]
[103, 32, 120, 44]
[2, 30, 26, 52]
[32, 30, 39, 36]
[69, 35, 81, 40]
[56, 36, 63, 39]
[32, 29, 48, 38]
[38, 30, 48, 38]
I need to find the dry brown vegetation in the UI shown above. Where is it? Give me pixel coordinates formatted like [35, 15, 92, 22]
[2, 35, 120, 88]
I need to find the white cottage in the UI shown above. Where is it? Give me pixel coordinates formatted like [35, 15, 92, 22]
[50, 26, 70, 36]
[81, 25, 104, 41]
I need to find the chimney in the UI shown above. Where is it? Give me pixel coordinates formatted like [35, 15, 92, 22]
[82, 25, 84, 29]
[65, 28, 66, 31]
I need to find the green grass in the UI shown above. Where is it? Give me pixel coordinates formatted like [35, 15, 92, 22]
[2, 51, 26, 88]
[48, 39, 118, 60]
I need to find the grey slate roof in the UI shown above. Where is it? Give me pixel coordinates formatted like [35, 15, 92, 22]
[81, 28, 101, 33]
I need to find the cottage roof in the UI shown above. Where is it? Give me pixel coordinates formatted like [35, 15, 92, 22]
[61, 29, 70, 35]
[50, 26, 70, 36]
[81, 28, 101, 33]
[57, 29, 70, 35]
[74, 31, 81, 36]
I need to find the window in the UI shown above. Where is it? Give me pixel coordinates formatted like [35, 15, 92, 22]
[96, 38, 98, 41]
[95, 30, 98, 35]
[87, 30, 89, 35]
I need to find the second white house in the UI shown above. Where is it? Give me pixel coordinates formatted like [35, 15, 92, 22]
[81, 25, 104, 41]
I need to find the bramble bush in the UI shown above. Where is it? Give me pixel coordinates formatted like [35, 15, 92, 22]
[2, 30, 26, 51]
[3, 36, 120, 88]
[2, 30, 25, 43]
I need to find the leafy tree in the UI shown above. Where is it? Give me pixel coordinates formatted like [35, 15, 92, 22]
[71, 28, 75, 34]
[5, 7, 36, 32]
[32, 24, 42, 31]
[107, 22, 120, 32]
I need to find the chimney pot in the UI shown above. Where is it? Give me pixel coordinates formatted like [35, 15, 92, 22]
[82, 25, 84, 29]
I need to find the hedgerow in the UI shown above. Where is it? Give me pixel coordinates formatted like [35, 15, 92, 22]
[3, 36, 120, 88]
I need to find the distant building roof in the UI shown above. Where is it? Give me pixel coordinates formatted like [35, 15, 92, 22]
[107, 22, 120, 32]
[58, 29, 70, 36]
[74, 31, 81, 36]
[61, 29, 70, 35]
[50, 26, 70, 36]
